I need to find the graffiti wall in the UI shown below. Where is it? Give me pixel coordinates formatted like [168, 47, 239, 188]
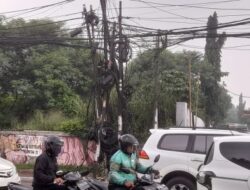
[0, 131, 96, 166]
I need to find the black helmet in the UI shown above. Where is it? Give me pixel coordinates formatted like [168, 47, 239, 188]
[44, 135, 64, 157]
[119, 134, 139, 154]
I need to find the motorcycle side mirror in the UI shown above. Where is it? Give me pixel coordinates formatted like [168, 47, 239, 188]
[154, 154, 160, 163]
[56, 170, 64, 177]
[80, 170, 90, 176]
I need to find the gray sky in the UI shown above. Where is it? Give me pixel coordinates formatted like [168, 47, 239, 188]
[1, 0, 250, 108]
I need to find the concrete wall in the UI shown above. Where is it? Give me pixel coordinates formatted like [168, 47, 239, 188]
[176, 102, 205, 127]
[0, 131, 96, 166]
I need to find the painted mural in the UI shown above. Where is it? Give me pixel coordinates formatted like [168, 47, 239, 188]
[0, 132, 96, 166]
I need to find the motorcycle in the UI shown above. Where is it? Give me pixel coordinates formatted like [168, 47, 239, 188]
[120, 155, 169, 190]
[8, 170, 108, 190]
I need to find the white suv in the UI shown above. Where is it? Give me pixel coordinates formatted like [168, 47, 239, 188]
[197, 136, 250, 190]
[139, 128, 244, 190]
[0, 157, 20, 189]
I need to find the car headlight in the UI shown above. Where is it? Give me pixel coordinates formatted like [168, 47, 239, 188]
[0, 168, 14, 178]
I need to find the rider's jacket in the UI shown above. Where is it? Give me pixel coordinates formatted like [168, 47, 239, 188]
[109, 150, 149, 185]
[32, 152, 57, 188]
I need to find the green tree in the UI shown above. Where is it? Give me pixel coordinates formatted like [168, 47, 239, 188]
[225, 105, 239, 123]
[127, 50, 203, 140]
[200, 12, 231, 126]
[0, 18, 93, 129]
[238, 93, 246, 123]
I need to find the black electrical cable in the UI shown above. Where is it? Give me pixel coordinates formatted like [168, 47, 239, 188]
[0, 17, 82, 31]
[130, 0, 250, 11]
[130, 0, 204, 23]
[0, 0, 75, 15]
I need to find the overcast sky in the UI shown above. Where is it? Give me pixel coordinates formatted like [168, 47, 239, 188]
[1, 0, 250, 108]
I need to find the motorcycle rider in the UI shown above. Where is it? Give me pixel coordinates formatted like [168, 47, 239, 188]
[33, 135, 66, 190]
[108, 134, 159, 190]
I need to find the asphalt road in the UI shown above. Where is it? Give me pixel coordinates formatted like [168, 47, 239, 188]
[21, 177, 33, 186]
[19, 170, 33, 187]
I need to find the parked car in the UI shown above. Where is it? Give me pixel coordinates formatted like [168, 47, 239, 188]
[197, 135, 250, 190]
[139, 127, 245, 190]
[0, 157, 20, 189]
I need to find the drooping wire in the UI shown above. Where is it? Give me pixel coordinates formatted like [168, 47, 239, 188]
[129, 0, 204, 23]
[2, 0, 75, 20]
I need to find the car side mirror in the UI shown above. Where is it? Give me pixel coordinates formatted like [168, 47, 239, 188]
[197, 163, 203, 171]
[197, 171, 215, 190]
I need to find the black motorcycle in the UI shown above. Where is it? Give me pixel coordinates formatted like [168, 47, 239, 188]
[8, 170, 108, 190]
[120, 155, 169, 190]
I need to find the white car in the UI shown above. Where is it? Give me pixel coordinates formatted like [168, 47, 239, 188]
[0, 157, 21, 188]
[139, 128, 244, 190]
[197, 136, 250, 190]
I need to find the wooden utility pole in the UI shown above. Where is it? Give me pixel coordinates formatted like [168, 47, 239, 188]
[153, 34, 160, 129]
[195, 74, 200, 127]
[188, 56, 192, 128]
[118, 1, 123, 135]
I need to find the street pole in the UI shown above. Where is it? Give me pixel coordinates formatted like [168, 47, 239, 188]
[188, 56, 192, 128]
[83, 5, 99, 120]
[100, 0, 109, 60]
[118, 1, 123, 136]
[153, 34, 160, 129]
[195, 75, 200, 127]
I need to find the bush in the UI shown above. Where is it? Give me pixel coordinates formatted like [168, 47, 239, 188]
[59, 118, 87, 139]
[17, 110, 67, 131]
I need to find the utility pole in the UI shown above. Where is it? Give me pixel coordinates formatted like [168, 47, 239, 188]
[83, 5, 99, 120]
[118, 1, 123, 136]
[195, 74, 200, 127]
[100, 0, 109, 60]
[188, 55, 192, 128]
[100, 0, 112, 122]
[153, 34, 160, 129]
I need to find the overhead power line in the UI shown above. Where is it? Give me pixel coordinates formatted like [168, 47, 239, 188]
[130, 0, 240, 6]
[168, 17, 250, 34]
[0, 17, 82, 31]
[227, 90, 250, 99]
[123, 13, 250, 21]
[130, 0, 250, 11]
[4, 0, 76, 21]
[178, 43, 250, 51]
[0, 0, 75, 15]
[130, 0, 204, 23]
[45, 11, 82, 19]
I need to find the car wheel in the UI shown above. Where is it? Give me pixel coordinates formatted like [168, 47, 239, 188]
[165, 177, 196, 190]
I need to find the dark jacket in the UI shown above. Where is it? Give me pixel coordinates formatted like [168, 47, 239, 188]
[32, 152, 58, 188]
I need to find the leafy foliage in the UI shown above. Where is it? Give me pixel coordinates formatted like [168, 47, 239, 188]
[127, 49, 204, 141]
[200, 12, 232, 126]
[0, 18, 93, 134]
